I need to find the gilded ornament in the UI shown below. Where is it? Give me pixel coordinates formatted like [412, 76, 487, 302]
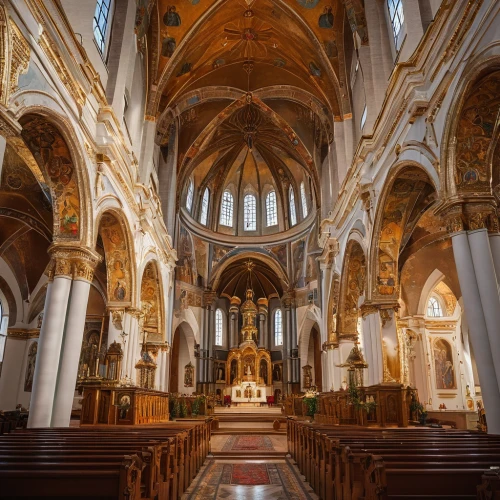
[446, 214, 464, 233]
[54, 258, 72, 277]
[73, 260, 95, 282]
[487, 214, 500, 234]
[468, 212, 488, 230]
[8, 19, 30, 96]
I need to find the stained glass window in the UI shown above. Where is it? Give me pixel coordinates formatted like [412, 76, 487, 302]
[427, 296, 444, 318]
[244, 194, 256, 231]
[266, 191, 278, 226]
[200, 188, 210, 226]
[387, 0, 404, 44]
[289, 186, 297, 226]
[215, 309, 223, 346]
[186, 179, 194, 213]
[275, 309, 283, 346]
[300, 182, 308, 218]
[220, 191, 234, 227]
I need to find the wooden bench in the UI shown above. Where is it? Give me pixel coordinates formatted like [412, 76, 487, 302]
[287, 419, 500, 499]
[0, 421, 212, 499]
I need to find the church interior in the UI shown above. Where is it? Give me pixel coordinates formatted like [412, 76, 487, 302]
[1, 0, 500, 498]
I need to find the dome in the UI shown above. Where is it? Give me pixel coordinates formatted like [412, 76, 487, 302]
[179, 101, 316, 243]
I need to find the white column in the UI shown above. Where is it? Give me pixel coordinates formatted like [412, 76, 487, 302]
[467, 228, 500, 387]
[333, 348, 342, 390]
[361, 315, 374, 385]
[324, 348, 336, 391]
[51, 279, 92, 427]
[28, 275, 72, 428]
[451, 231, 500, 434]
[163, 350, 170, 392]
[488, 233, 500, 287]
[107, 311, 122, 347]
[369, 312, 383, 385]
[128, 317, 139, 382]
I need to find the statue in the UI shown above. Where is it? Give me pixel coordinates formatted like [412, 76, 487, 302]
[260, 359, 268, 384]
[230, 360, 237, 384]
[184, 362, 194, 387]
[273, 363, 281, 382]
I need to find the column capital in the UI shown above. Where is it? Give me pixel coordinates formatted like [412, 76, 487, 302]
[46, 244, 102, 282]
[441, 202, 497, 234]
[202, 290, 217, 308]
[282, 289, 296, 309]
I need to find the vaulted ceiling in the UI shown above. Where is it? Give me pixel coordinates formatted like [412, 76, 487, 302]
[138, 0, 365, 235]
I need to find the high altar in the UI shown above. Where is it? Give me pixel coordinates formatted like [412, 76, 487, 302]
[226, 288, 272, 405]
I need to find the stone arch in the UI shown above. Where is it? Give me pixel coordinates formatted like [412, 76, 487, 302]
[17, 111, 92, 244]
[170, 320, 197, 394]
[441, 55, 500, 198]
[337, 240, 366, 339]
[95, 209, 136, 307]
[369, 163, 437, 302]
[210, 248, 289, 293]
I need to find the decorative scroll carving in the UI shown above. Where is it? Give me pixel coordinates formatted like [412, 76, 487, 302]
[38, 30, 86, 109]
[8, 18, 30, 96]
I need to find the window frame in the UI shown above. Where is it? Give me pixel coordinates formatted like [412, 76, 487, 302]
[186, 179, 194, 213]
[266, 190, 278, 227]
[215, 309, 223, 346]
[289, 186, 297, 226]
[200, 188, 210, 226]
[427, 296, 444, 318]
[274, 309, 283, 346]
[387, 0, 404, 48]
[360, 105, 367, 130]
[93, 0, 113, 57]
[243, 194, 257, 231]
[300, 182, 308, 218]
[219, 190, 234, 227]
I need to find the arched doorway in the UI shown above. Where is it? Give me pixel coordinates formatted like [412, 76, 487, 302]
[170, 322, 196, 395]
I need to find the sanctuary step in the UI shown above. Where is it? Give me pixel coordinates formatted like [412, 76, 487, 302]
[213, 406, 282, 414]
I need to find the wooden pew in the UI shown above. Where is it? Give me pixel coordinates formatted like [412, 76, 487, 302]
[287, 419, 500, 500]
[0, 421, 212, 499]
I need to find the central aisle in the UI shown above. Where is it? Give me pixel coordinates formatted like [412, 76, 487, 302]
[182, 417, 317, 499]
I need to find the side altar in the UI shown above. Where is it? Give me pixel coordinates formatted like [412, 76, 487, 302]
[225, 288, 272, 405]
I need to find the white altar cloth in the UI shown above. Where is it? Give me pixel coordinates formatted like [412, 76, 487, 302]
[231, 382, 269, 403]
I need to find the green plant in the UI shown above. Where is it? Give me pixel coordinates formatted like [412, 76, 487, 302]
[179, 399, 188, 418]
[192, 395, 205, 417]
[303, 396, 318, 418]
[348, 385, 377, 414]
[170, 397, 180, 419]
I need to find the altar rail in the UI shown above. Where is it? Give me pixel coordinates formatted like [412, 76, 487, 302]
[81, 385, 170, 425]
[284, 384, 412, 428]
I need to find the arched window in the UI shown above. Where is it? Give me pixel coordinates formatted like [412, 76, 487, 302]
[219, 191, 234, 227]
[244, 194, 256, 231]
[186, 179, 194, 213]
[266, 191, 278, 227]
[427, 296, 444, 318]
[289, 186, 297, 226]
[200, 188, 210, 226]
[274, 309, 283, 346]
[300, 182, 308, 218]
[0, 300, 5, 364]
[93, 0, 112, 55]
[387, 0, 404, 44]
[215, 309, 223, 346]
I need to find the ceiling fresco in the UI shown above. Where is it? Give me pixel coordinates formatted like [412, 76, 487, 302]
[144, 0, 348, 118]
[0, 145, 52, 302]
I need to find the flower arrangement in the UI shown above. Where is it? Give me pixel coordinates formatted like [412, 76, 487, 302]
[192, 394, 206, 416]
[348, 385, 377, 414]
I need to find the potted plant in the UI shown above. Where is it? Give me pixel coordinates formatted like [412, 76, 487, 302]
[303, 388, 319, 421]
[410, 400, 427, 425]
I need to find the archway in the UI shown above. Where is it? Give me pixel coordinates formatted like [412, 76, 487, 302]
[170, 322, 196, 395]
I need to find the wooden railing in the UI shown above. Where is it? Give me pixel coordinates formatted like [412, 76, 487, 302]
[80, 384, 170, 425]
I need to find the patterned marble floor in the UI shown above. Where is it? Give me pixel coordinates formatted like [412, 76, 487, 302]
[182, 459, 318, 500]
